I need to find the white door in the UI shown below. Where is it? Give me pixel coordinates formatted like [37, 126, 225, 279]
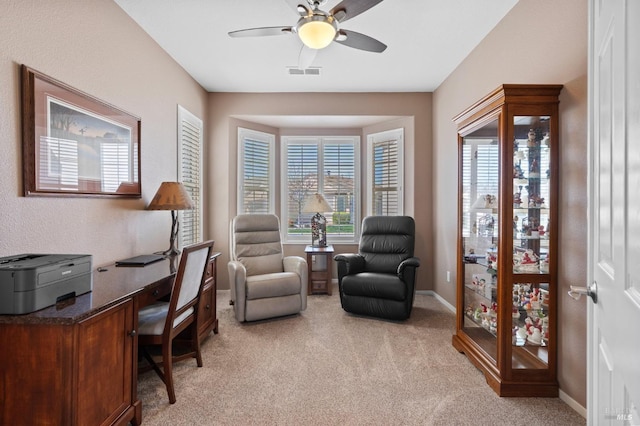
[588, 0, 640, 424]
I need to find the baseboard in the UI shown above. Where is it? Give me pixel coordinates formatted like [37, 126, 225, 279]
[417, 290, 456, 312]
[421, 289, 587, 419]
[559, 389, 587, 418]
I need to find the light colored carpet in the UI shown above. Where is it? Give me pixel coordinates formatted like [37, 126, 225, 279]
[138, 287, 585, 425]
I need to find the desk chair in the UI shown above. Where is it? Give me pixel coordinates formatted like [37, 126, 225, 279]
[137, 240, 214, 404]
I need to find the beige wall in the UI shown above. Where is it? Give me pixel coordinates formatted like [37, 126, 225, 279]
[432, 0, 588, 408]
[0, 0, 207, 266]
[1, 0, 588, 411]
[207, 93, 432, 291]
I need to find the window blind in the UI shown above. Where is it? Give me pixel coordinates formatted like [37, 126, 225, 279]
[238, 129, 275, 214]
[178, 106, 203, 247]
[367, 128, 403, 216]
[282, 136, 359, 243]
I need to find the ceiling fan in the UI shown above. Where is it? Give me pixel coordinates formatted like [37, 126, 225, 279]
[228, 0, 387, 69]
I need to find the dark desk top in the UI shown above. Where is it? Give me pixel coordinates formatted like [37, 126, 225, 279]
[0, 258, 177, 325]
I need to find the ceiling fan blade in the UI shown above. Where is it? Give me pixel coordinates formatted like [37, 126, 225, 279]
[228, 26, 293, 38]
[330, 0, 385, 23]
[282, 0, 310, 17]
[335, 29, 387, 53]
[298, 45, 318, 69]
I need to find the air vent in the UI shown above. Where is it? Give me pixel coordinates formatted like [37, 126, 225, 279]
[286, 67, 322, 76]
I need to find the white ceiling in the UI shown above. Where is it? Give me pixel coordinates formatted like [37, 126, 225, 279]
[114, 0, 518, 94]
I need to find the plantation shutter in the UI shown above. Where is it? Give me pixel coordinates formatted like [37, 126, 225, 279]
[323, 141, 355, 235]
[367, 128, 403, 216]
[178, 106, 203, 247]
[100, 139, 130, 192]
[286, 141, 318, 230]
[238, 129, 275, 214]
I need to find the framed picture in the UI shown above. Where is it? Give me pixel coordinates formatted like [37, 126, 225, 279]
[21, 65, 141, 197]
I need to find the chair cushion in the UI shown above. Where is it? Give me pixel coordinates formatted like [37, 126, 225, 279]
[360, 216, 415, 274]
[341, 272, 407, 301]
[246, 272, 301, 300]
[232, 214, 284, 276]
[138, 302, 194, 336]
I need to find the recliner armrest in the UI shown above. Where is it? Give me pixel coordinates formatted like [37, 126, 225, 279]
[228, 260, 247, 321]
[334, 253, 366, 276]
[397, 257, 420, 280]
[283, 256, 308, 310]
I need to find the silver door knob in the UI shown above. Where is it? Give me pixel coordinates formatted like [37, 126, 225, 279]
[568, 281, 598, 303]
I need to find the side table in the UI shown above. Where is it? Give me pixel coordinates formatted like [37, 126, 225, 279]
[305, 245, 334, 295]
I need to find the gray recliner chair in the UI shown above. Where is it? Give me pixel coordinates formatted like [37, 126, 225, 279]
[228, 214, 308, 322]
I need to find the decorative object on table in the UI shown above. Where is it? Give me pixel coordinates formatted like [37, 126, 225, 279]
[147, 182, 194, 256]
[21, 65, 141, 198]
[302, 193, 332, 247]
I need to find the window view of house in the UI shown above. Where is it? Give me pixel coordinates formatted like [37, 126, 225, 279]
[282, 136, 360, 244]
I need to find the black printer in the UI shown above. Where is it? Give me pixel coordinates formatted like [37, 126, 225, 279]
[0, 253, 93, 314]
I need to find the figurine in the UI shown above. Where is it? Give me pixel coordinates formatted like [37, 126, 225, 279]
[529, 158, 540, 178]
[527, 129, 537, 147]
[527, 328, 543, 345]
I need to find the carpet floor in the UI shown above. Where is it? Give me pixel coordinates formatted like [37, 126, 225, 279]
[137, 287, 586, 425]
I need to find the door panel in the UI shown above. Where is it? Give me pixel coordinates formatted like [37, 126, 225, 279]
[589, 0, 640, 424]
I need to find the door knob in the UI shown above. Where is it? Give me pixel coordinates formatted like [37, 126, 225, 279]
[568, 281, 598, 303]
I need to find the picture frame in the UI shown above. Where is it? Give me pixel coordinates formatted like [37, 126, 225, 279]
[21, 65, 141, 197]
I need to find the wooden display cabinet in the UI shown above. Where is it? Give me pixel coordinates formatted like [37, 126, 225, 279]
[451, 84, 562, 397]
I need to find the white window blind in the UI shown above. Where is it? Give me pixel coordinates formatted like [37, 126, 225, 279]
[282, 136, 360, 244]
[367, 128, 404, 216]
[100, 139, 130, 192]
[40, 136, 79, 189]
[237, 128, 275, 214]
[178, 106, 203, 248]
[462, 139, 499, 237]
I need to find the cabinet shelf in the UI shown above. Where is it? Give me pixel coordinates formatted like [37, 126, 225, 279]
[452, 84, 561, 397]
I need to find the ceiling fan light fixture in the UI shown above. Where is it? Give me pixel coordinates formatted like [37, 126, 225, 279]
[297, 16, 337, 49]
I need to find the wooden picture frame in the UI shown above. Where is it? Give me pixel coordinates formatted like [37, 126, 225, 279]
[21, 65, 141, 197]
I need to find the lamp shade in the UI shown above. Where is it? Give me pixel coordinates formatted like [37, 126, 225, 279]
[297, 16, 336, 49]
[147, 182, 194, 211]
[302, 193, 332, 213]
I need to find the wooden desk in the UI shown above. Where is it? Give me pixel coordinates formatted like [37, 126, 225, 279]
[0, 253, 219, 426]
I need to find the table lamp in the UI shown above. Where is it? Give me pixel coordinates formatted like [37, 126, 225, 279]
[302, 193, 332, 247]
[147, 182, 194, 256]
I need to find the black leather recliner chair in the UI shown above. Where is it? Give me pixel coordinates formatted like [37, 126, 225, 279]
[334, 216, 420, 321]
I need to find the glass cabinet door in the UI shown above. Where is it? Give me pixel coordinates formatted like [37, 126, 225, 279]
[510, 115, 552, 369]
[453, 85, 561, 396]
[461, 117, 499, 364]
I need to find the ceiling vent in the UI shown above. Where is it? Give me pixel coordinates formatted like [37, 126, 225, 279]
[287, 67, 322, 76]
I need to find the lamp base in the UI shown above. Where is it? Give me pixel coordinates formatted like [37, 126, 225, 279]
[310, 212, 327, 247]
[163, 210, 181, 257]
[162, 247, 180, 257]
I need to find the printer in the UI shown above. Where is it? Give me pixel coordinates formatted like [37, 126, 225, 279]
[0, 253, 93, 314]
